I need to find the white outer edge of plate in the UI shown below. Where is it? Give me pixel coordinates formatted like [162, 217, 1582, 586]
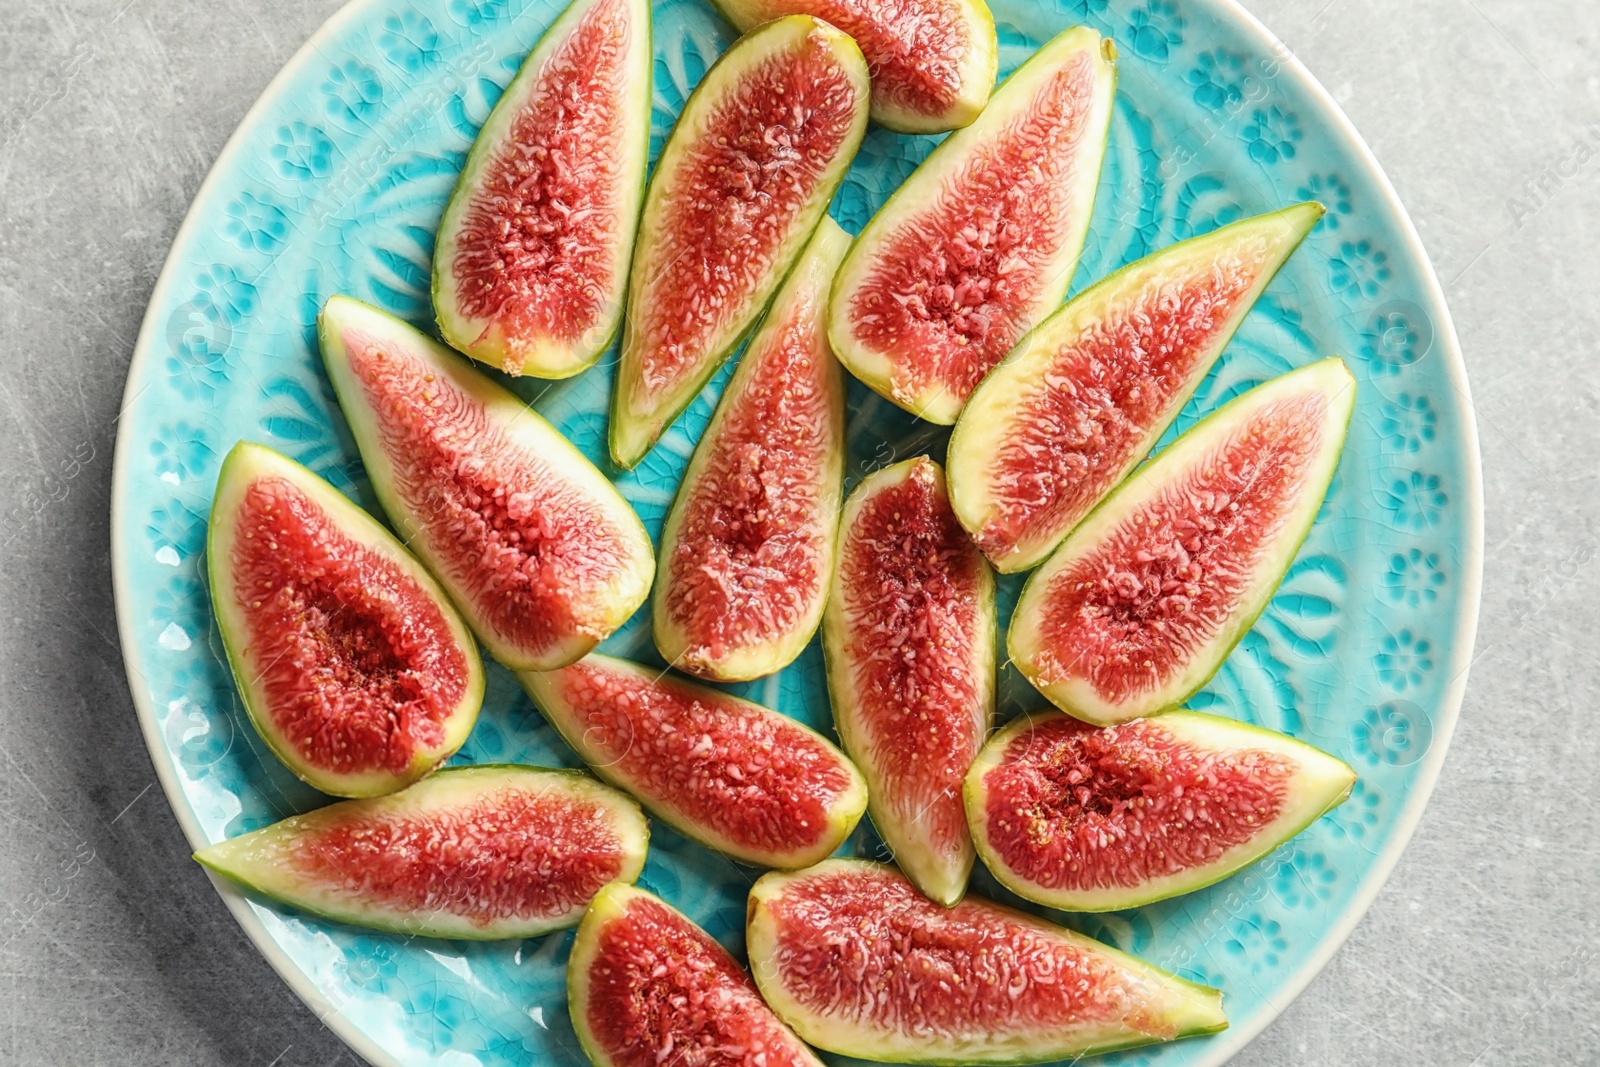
[107, 1, 1485, 1065]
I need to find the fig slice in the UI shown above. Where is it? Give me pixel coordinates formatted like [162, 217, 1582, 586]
[829, 25, 1118, 426]
[1010, 358, 1357, 725]
[569, 882, 824, 1067]
[206, 441, 483, 798]
[519, 653, 867, 869]
[949, 202, 1326, 573]
[965, 709, 1355, 912]
[194, 765, 649, 939]
[823, 457, 994, 905]
[432, 0, 652, 378]
[319, 295, 654, 671]
[610, 15, 871, 468]
[746, 859, 1227, 1063]
[709, 0, 998, 133]
[653, 218, 850, 682]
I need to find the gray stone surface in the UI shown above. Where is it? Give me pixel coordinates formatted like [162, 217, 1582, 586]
[0, 0, 1595, 1063]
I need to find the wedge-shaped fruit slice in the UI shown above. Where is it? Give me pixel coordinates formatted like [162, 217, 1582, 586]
[747, 859, 1227, 1062]
[709, 0, 997, 133]
[570, 882, 823, 1067]
[611, 15, 870, 468]
[829, 26, 1117, 425]
[1010, 359, 1356, 725]
[319, 296, 654, 671]
[966, 709, 1355, 911]
[194, 765, 648, 939]
[432, 0, 652, 378]
[823, 457, 994, 905]
[207, 441, 482, 798]
[949, 203, 1325, 573]
[520, 654, 867, 868]
[653, 219, 850, 682]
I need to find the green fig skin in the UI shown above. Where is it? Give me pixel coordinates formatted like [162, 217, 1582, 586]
[207, 441, 484, 798]
[829, 26, 1118, 426]
[318, 295, 654, 672]
[747, 859, 1228, 1064]
[568, 882, 824, 1067]
[706, 0, 998, 134]
[519, 653, 869, 869]
[822, 456, 996, 907]
[652, 217, 850, 682]
[948, 202, 1326, 574]
[610, 15, 871, 469]
[432, 0, 653, 379]
[1009, 358, 1358, 726]
[195, 765, 649, 939]
[965, 709, 1356, 912]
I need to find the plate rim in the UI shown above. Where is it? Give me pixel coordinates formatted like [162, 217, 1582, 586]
[107, 1, 1485, 1064]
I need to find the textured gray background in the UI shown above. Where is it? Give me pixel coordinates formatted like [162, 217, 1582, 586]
[1, 0, 1596, 1063]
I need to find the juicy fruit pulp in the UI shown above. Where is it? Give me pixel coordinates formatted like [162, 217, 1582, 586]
[948, 203, 1326, 573]
[206, 442, 482, 798]
[569, 882, 823, 1067]
[610, 15, 871, 468]
[194, 766, 648, 939]
[747, 859, 1227, 1063]
[1010, 359, 1357, 725]
[709, 0, 998, 133]
[520, 654, 867, 868]
[965, 710, 1355, 911]
[829, 25, 1118, 425]
[432, 0, 652, 378]
[653, 218, 850, 682]
[319, 296, 654, 671]
[823, 457, 994, 905]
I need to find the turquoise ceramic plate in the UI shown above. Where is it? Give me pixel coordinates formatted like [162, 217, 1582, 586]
[111, 0, 1482, 1063]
